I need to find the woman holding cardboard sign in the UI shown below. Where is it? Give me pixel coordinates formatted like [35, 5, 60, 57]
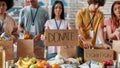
[105, 1, 120, 40]
[41, 1, 71, 59]
[0, 0, 18, 42]
[75, 0, 111, 58]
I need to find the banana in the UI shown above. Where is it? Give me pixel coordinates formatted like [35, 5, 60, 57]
[76, 57, 83, 64]
[16, 57, 36, 68]
[21, 60, 32, 67]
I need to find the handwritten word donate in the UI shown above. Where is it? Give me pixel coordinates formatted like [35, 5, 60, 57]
[45, 30, 78, 46]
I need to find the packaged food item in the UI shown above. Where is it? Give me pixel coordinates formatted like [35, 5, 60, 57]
[0, 32, 10, 40]
[6, 60, 18, 68]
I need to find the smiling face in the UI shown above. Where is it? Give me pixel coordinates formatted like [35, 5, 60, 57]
[113, 3, 120, 19]
[54, 3, 62, 18]
[0, 1, 7, 14]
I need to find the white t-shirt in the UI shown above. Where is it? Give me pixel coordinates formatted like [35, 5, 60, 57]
[45, 19, 70, 54]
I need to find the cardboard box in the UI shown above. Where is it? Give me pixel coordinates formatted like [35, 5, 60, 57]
[113, 40, 120, 59]
[84, 47, 114, 62]
[0, 41, 14, 61]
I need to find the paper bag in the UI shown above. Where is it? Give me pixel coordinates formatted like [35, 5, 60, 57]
[112, 40, 120, 59]
[17, 39, 34, 59]
[0, 41, 14, 60]
[57, 45, 76, 58]
[34, 46, 44, 59]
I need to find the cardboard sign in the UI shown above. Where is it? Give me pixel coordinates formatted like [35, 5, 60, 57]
[34, 46, 44, 59]
[0, 41, 14, 60]
[45, 29, 78, 46]
[17, 39, 34, 59]
[84, 49, 114, 61]
[113, 40, 120, 59]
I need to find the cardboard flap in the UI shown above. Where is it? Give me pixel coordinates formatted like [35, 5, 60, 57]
[0, 41, 14, 60]
[34, 46, 44, 59]
[112, 40, 120, 59]
[45, 29, 78, 46]
[113, 40, 120, 53]
[58, 45, 76, 58]
[17, 39, 34, 59]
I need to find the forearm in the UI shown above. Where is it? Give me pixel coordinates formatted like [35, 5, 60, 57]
[18, 23, 25, 33]
[108, 32, 116, 39]
[98, 25, 106, 44]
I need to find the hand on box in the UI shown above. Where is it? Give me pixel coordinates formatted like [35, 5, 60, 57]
[83, 40, 93, 49]
[103, 43, 111, 49]
[114, 29, 120, 40]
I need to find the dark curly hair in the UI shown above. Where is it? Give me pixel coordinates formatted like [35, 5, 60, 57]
[87, 0, 106, 6]
[0, 0, 14, 10]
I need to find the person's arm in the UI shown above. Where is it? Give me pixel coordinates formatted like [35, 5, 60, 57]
[18, 8, 27, 34]
[106, 19, 120, 40]
[75, 10, 92, 48]
[98, 17, 111, 49]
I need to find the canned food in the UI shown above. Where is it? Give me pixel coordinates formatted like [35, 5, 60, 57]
[0, 32, 10, 40]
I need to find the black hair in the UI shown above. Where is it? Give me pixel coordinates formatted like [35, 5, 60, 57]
[87, 0, 106, 6]
[0, 0, 14, 10]
[51, 0, 64, 19]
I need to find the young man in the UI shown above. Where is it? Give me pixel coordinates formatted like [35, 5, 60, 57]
[75, 0, 111, 58]
[18, 0, 49, 45]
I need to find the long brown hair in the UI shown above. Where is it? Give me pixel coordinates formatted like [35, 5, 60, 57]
[111, 1, 120, 28]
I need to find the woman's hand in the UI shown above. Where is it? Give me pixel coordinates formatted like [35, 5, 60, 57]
[103, 43, 111, 49]
[40, 34, 45, 41]
[114, 29, 120, 40]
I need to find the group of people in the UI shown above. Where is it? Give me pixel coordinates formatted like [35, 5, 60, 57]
[1, 0, 120, 59]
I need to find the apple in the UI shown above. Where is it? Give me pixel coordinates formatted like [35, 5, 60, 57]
[44, 64, 52, 68]
[102, 60, 107, 66]
[106, 60, 113, 66]
[29, 64, 37, 68]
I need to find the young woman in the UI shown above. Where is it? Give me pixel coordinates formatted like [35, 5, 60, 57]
[0, 0, 18, 42]
[75, 0, 111, 58]
[105, 1, 120, 40]
[43, 1, 71, 59]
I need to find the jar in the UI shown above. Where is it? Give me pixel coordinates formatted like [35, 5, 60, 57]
[6, 60, 18, 68]
[117, 54, 120, 68]
[0, 46, 5, 68]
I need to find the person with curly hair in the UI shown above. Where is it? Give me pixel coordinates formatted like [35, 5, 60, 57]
[75, 0, 111, 58]
[0, 0, 18, 42]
